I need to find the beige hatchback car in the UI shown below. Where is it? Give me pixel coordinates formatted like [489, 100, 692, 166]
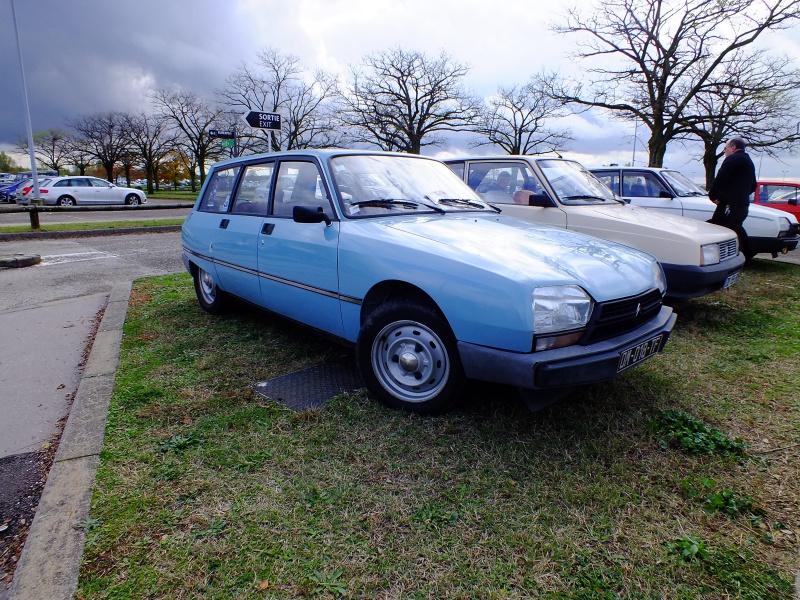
[445, 156, 745, 300]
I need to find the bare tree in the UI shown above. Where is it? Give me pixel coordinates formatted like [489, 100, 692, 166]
[64, 137, 94, 175]
[551, 0, 800, 167]
[339, 47, 481, 154]
[218, 47, 342, 152]
[68, 113, 131, 181]
[472, 73, 572, 155]
[686, 50, 800, 187]
[120, 112, 178, 194]
[15, 129, 72, 172]
[150, 88, 225, 184]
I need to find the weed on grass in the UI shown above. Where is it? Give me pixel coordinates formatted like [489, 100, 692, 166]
[76, 266, 800, 598]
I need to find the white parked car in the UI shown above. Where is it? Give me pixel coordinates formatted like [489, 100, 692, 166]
[16, 176, 147, 206]
[590, 166, 799, 259]
[445, 156, 745, 300]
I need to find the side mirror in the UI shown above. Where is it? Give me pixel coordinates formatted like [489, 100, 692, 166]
[789, 197, 798, 206]
[658, 190, 674, 199]
[293, 205, 332, 226]
[513, 190, 556, 207]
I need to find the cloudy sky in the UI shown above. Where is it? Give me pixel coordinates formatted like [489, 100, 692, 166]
[1, 0, 799, 179]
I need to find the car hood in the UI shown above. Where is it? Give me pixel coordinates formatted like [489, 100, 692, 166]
[747, 201, 799, 224]
[378, 214, 660, 302]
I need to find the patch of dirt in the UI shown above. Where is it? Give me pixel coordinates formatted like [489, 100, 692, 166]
[0, 446, 57, 594]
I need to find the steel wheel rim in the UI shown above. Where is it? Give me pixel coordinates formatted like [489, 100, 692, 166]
[199, 269, 217, 304]
[371, 319, 450, 403]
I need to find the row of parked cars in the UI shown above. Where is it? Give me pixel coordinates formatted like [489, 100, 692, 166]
[180, 149, 799, 414]
[0, 175, 147, 205]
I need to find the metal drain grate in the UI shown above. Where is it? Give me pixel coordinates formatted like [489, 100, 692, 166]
[252, 360, 363, 411]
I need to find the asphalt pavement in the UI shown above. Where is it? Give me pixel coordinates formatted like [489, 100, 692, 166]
[0, 230, 184, 599]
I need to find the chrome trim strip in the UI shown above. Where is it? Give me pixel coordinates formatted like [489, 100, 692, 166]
[182, 246, 362, 305]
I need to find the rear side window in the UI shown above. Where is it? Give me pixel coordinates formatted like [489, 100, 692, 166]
[594, 172, 619, 195]
[199, 166, 241, 213]
[231, 162, 274, 216]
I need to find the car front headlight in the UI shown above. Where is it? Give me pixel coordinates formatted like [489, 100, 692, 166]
[778, 216, 790, 234]
[700, 243, 721, 266]
[532, 285, 593, 350]
[651, 260, 667, 295]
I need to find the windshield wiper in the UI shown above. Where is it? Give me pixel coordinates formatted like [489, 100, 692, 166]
[435, 197, 497, 211]
[562, 194, 606, 202]
[350, 198, 445, 213]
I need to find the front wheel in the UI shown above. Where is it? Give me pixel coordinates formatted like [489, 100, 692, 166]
[193, 266, 227, 314]
[357, 299, 464, 414]
[125, 193, 140, 206]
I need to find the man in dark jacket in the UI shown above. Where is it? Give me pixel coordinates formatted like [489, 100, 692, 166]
[708, 137, 757, 253]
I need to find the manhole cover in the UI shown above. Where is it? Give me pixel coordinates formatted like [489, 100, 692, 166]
[252, 360, 363, 411]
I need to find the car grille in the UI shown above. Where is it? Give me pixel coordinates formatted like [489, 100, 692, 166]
[718, 238, 738, 261]
[582, 289, 663, 344]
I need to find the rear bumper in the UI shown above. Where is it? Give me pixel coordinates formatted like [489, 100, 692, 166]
[749, 235, 799, 256]
[457, 306, 677, 390]
[661, 253, 745, 299]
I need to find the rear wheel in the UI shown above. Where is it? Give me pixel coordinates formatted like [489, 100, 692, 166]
[193, 266, 227, 314]
[357, 299, 464, 414]
[125, 193, 140, 206]
[58, 196, 75, 206]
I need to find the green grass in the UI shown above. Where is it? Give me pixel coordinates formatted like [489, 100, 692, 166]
[0, 218, 184, 234]
[77, 260, 800, 598]
[147, 190, 199, 200]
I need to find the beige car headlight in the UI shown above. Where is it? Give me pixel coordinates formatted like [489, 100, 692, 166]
[701, 243, 721, 266]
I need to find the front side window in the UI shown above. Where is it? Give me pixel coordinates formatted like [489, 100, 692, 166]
[622, 172, 669, 197]
[198, 166, 241, 213]
[89, 178, 111, 188]
[232, 162, 274, 215]
[467, 161, 543, 205]
[272, 161, 327, 217]
[759, 184, 799, 205]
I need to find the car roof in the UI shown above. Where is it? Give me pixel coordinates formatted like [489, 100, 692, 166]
[444, 153, 567, 162]
[758, 178, 800, 185]
[209, 148, 443, 170]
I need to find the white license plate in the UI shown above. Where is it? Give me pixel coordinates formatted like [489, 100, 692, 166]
[617, 334, 663, 372]
[723, 271, 740, 290]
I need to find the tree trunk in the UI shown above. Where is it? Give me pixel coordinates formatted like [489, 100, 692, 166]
[702, 144, 720, 190]
[647, 134, 667, 167]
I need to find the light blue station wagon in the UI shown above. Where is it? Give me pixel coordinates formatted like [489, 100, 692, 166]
[182, 150, 677, 413]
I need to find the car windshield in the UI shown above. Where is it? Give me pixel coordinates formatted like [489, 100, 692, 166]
[661, 170, 707, 196]
[331, 154, 493, 217]
[536, 159, 621, 205]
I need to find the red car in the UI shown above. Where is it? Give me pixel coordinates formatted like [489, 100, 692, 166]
[752, 179, 800, 218]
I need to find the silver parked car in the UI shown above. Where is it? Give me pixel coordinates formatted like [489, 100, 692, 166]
[16, 176, 147, 206]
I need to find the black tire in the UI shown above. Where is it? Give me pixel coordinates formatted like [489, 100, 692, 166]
[356, 298, 464, 414]
[125, 193, 141, 206]
[58, 196, 75, 206]
[193, 266, 227, 314]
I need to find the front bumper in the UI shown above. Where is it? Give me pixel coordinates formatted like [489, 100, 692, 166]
[661, 253, 745, 299]
[458, 306, 676, 390]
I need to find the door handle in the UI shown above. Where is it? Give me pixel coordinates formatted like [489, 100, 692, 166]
[219, 219, 229, 229]
[261, 223, 275, 235]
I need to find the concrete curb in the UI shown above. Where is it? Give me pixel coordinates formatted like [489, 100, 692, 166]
[0, 225, 181, 242]
[7, 282, 132, 600]
[0, 254, 41, 268]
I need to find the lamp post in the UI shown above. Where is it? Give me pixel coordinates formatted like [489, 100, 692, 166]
[11, 0, 39, 201]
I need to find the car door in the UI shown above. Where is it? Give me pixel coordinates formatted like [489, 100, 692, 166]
[619, 170, 683, 216]
[69, 178, 95, 204]
[209, 162, 274, 305]
[183, 165, 242, 295]
[257, 158, 343, 337]
[88, 178, 119, 204]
